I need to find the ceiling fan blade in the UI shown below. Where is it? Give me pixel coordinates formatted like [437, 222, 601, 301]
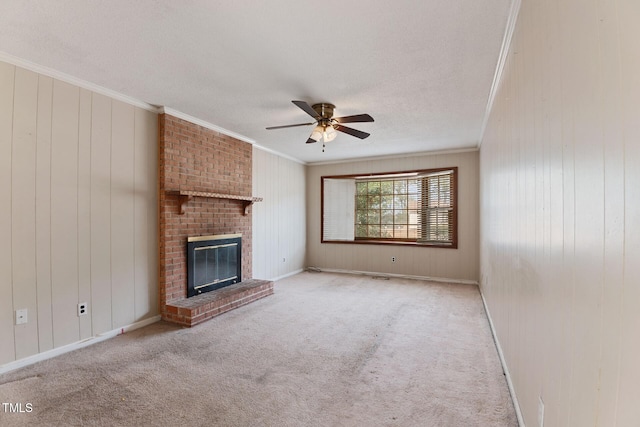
[292, 100, 321, 120]
[334, 124, 370, 139]
[266, 122, 314, 130]
[305, 129, 319, 144]
[333, 114, 374, 124]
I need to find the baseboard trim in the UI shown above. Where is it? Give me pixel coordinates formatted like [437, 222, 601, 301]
[269, 268, 304, 282]
[0, 315, 161, 376]
[307, 267, 478, 286]
[479, 290, 525, 427]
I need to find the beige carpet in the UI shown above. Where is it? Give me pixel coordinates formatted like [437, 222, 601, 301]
[0, 272, 517, 426]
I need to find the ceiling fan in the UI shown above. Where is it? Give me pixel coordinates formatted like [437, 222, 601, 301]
[266, 101, 374, 150]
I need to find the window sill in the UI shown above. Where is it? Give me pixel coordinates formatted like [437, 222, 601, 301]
[321, 239, 457, 249]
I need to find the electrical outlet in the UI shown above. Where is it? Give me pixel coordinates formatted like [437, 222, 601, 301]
[78, 302, 88, 317]
[392, 257, 396, 262]
[538, 396, 545, 427]
[15, 309, 27, 325]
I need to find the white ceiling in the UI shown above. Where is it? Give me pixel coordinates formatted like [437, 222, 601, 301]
[0, 1, 512, 164]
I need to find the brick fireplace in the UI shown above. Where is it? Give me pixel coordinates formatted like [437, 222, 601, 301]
[158, 113, 273, 326]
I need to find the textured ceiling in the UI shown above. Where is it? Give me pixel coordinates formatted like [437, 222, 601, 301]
[0, 1, 512, 163]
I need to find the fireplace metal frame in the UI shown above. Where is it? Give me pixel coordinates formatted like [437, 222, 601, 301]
[187, 234, 242, 297]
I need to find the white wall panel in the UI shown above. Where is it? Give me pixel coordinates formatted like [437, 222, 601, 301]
[134, 108, 158, 320]
[35, 75, 54, 353]
[597, 1, 626, 426]
[252, 147, 306, 281]
[78, 88, 93, 340]
[90, 93, 112, 335]
[0, 61, 158, 366]
[110, 101, 136, 327]
[479, 0, 640, 425]
[0, 62, 15, 364]
[50, 79, 80, 348]
[617, 2, 640, 425]
[306, 151, 479, 282]
[252, 147, 267, 277]
[11, 67, 39, 359]
[566, 2, 604, 424]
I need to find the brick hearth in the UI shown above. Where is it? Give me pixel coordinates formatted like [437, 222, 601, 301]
[164, 279, 274, 327]
[158, 113, 272, 326]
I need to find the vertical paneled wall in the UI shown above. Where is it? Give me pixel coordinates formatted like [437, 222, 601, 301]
[0, 61, 158, 365]
[252, 147, 306, 280]
[480, 0, 640, 426]
[306, 151, 479, 282]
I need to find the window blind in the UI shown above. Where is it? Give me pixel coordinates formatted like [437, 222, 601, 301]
[417, 170, 454, 245]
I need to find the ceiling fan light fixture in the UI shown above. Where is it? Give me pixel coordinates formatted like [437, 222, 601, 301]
[323, 124, 337, 142]
[310, 125, 323, 142]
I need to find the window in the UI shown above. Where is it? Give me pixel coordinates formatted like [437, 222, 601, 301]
[354, 177, 419, 240]
[322, 168, 457, 248]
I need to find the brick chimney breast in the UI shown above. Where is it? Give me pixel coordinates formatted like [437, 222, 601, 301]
[158, 114, 254, 321]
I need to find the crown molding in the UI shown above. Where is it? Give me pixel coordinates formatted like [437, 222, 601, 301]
[159, 106, 258, 145]
[252, 143, 307, 165]
[0, 51, 159, 112]
[0, 52, 308, 165]
[0, 52, 489, 166]
[160, 107, 308, 164]
[0, 54, 306, 164]
[478, 0, 522, 147]
[307, 146, 479, 167]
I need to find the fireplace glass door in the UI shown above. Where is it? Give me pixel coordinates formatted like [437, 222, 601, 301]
[187, 234, 242, 297]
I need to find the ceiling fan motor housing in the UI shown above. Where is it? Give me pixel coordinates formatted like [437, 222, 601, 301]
[312, 103, 335, 122]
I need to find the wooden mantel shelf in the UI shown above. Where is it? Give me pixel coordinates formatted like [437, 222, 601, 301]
[168, 190, 263, 215]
